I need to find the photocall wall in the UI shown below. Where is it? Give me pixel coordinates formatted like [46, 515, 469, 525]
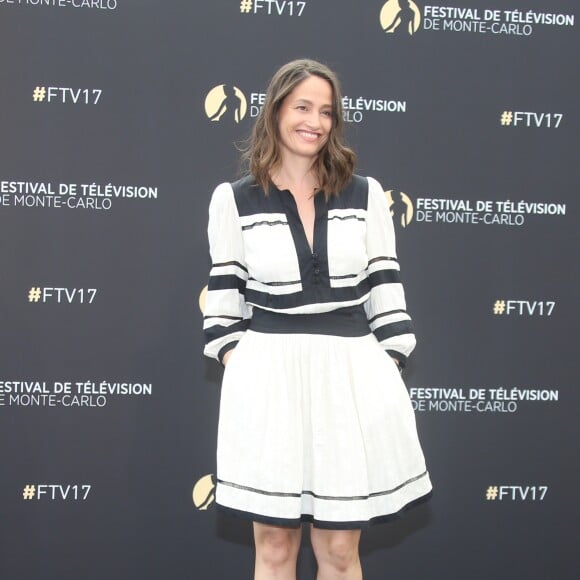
[0, 1, 578, 579]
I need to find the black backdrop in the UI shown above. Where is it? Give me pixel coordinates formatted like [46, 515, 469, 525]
[0, 1, 578, 578]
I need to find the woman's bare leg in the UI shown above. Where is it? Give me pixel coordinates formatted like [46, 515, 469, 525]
[310, 526, 362, 580]
[253, 522, 302, 579]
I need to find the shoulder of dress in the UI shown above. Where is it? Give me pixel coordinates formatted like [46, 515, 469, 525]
[363, 176, 389, 206]
[230, 174, 256, 194]
[210, 181, 234, 203]
[364, 175, 384, 191]
[364, 177, 392, 217]
[351, 173, 367, 187]
[331, 174, 369, 209]
[209, 177, 257, 216]
[230, 175, 275, 217]
[230, 175, 264, 204]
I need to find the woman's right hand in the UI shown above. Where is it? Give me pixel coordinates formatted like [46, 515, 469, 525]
[222, 350, 233, 366]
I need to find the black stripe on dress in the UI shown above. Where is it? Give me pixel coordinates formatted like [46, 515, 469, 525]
[373, 319, 414, 342]
[368, 269, 401, 287]
[204, 319, 250, 343]
[208, 274, 247, 293]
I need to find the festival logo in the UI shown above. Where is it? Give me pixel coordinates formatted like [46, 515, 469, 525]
[380, 0, 421, 36]
[0, 379, 153, 409]
[0, 179, 158, 212]
[410, 386, 559, 414]
[193, 474, 216, 510]
[205, 85, 248, 123]
[386, 190, 414, 227]
[379, 3, 574, 38]
[382, 186, 567, 230]
[199, 285, 207, 314]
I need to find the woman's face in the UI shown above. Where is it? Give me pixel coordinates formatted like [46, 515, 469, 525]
[276, 75, 333, 165]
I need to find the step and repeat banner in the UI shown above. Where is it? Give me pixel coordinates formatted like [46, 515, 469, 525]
[0, 1, 577, 579]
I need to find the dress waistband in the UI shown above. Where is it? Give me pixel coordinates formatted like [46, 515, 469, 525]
[249, 305, 371, 337]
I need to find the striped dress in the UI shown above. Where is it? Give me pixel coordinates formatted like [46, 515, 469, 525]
[203, 174, 431, 529]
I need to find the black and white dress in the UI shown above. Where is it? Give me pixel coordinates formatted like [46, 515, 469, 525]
[203, 174, 432, 529]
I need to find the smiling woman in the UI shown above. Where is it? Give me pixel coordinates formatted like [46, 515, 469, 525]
[243, 59, 355, 202]
[202, 59, 431, 580]
[276, 76, 333, 163]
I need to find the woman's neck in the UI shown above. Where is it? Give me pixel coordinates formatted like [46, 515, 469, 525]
[271, 160, 318, 194]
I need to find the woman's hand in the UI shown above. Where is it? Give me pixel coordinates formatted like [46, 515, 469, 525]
[222, 350, 233, 366]
[391, 358, 403, 374]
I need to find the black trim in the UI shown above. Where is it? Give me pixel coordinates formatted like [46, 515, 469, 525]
[367, 309, 407, 324]
[368, 255, 398, 266]
[386, 349, 408, 367]
[228, 175, 379, 310]
[374, 319, 414, 343]
[208, 274, 246, 293]
[329, 273, 361, 280]
[248, 277, 301, 287]
[328, 214, 365, 222]
[218, 471, 429, 502]
[219, 479, 300, 498]
[278, 187, 330, 288]
[203, 314, 243, 322]
[230, 175, 369, 214]
[245, 279, 371, 311]
[242, 219, 288, 230]
[231, 175, 268, 216]
[217, 504, 302, 529]
[212, 260, 248, 272]
[204, 320, 250, 343]
[368, 269, 401, 286]
[218, 341, 239, 365]
[215, 489, 433, 530]
[249, 306, 370, 337]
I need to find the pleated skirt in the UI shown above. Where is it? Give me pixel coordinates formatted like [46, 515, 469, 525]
[215, 310, 432, 529]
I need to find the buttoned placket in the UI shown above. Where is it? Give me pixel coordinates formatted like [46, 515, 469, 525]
[278, 188, 328, 290]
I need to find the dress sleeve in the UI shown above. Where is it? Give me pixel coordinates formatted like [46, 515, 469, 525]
[203, 182, 252, 364]
[363, 176, 416, 366]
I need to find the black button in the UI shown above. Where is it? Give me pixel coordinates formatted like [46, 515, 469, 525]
[314, 269, 320, 275]
[312, 252, 318, 258]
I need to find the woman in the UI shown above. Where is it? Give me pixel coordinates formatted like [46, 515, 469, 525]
[203, 59, 431, 579]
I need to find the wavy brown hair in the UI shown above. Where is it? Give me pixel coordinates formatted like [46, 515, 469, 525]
[241, 59, 356, 199]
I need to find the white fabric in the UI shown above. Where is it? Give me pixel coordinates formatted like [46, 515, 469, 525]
[216, 329, 432, 526]
[204, 176, 416, 361]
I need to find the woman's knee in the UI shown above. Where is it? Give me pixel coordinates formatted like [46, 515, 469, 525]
[254, 523, 301, 567]
[311, 529, 361, 571]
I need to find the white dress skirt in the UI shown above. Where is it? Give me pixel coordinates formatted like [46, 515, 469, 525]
[215, 308, 432, 529]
